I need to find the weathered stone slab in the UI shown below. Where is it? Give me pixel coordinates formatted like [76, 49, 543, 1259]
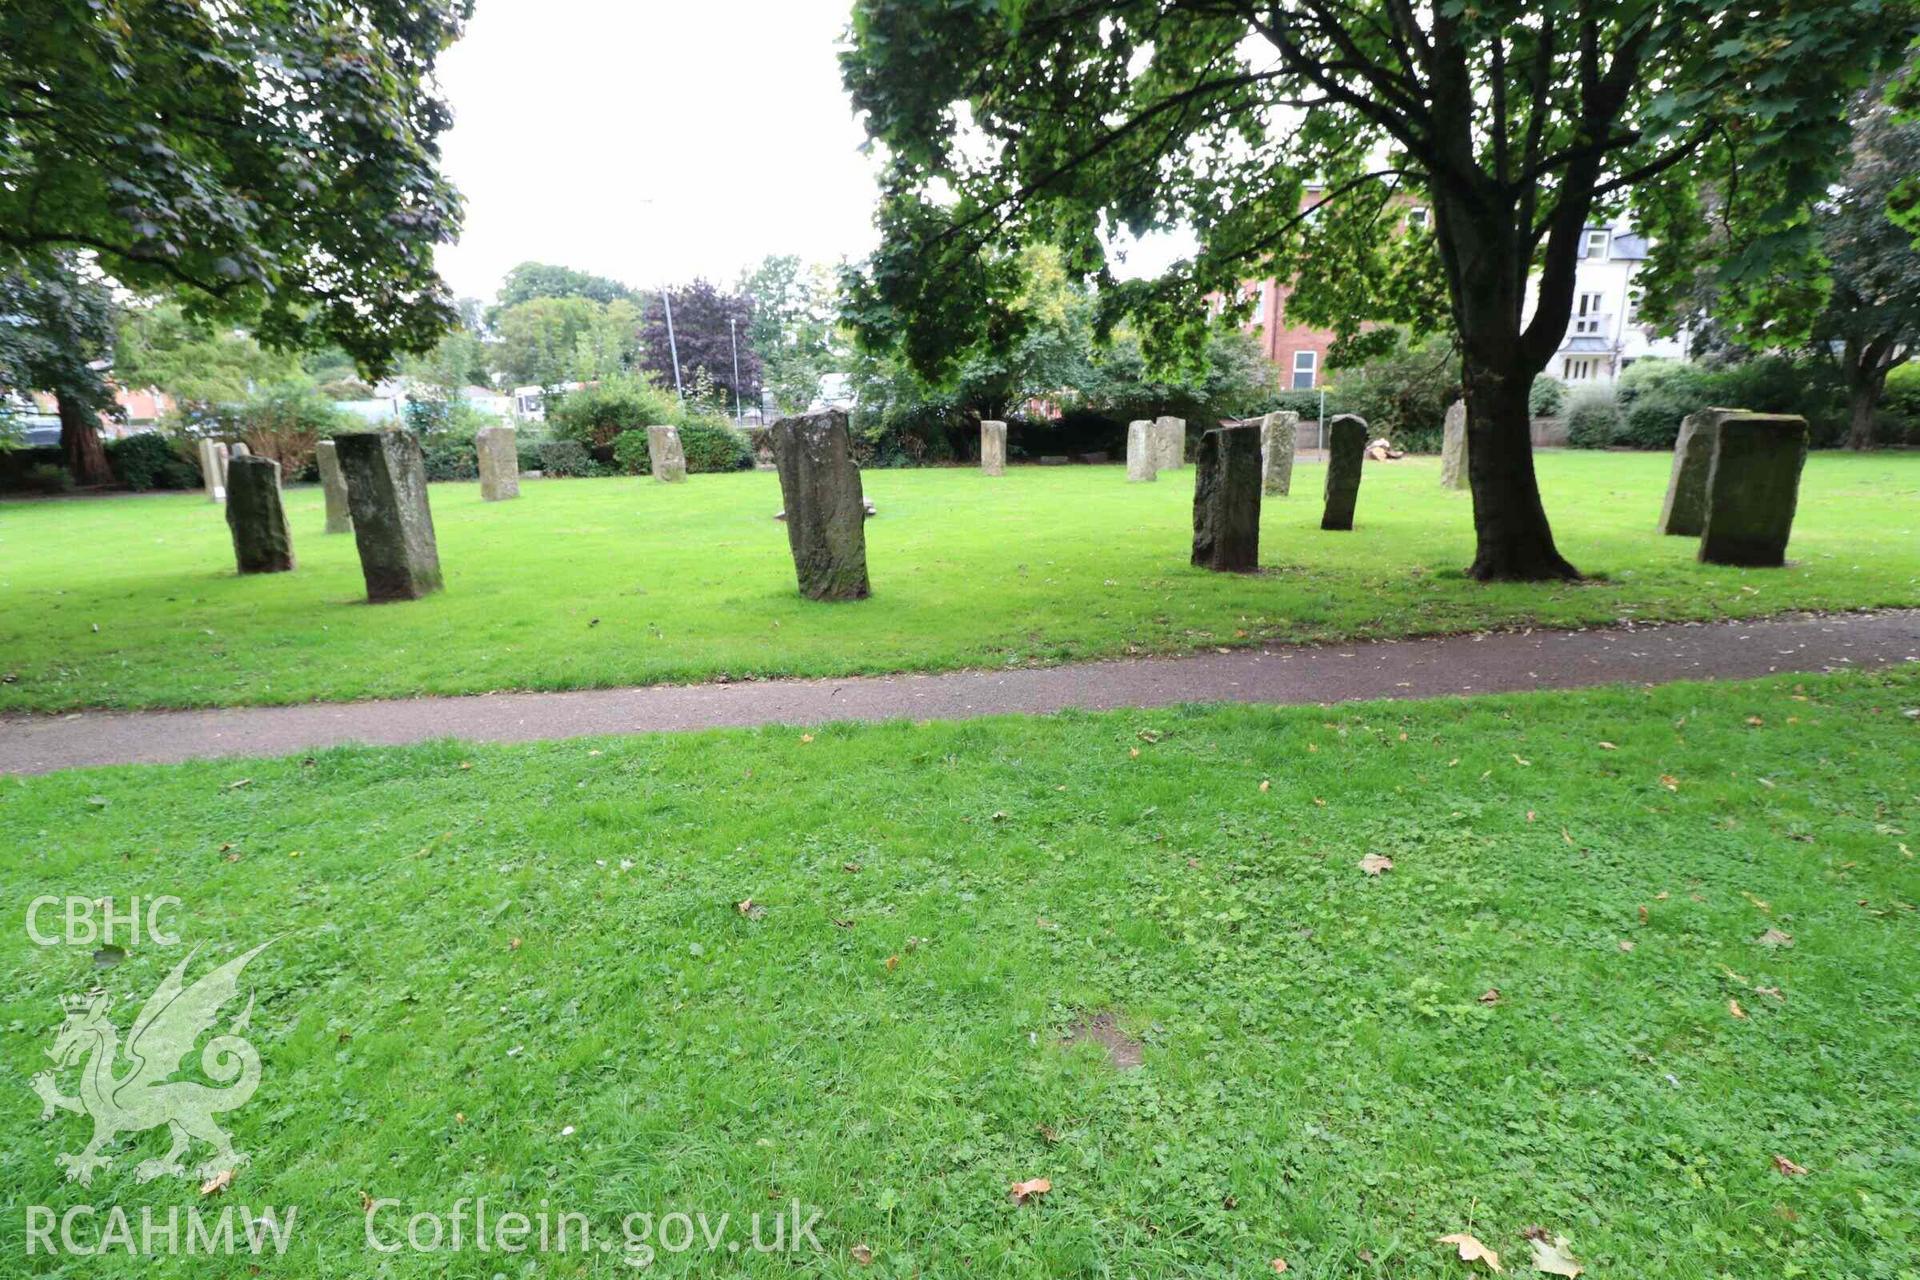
[1153, 416, 1186, 470]
[1322, 414, 1368, 531]
[771, 409, 870, 602]
[200, 440, 227, 502]
[1658, 406, 1747, 536]
[1698, 413, 1810, 567]
[224, 454, 294, 574]
[333, 431, 444, 602]
[315, 440, 352, 534]
[980, 420, 1007, 476]
[1127, 420, 1157, 482]
[1439, 399, 1468, 490]
[646, 425, 688, 483]
[1191, 423, 1263, 572]
[229, 442, 250, 458]
[476, 425, 520, 501]
[1260, 411, 1297, 496]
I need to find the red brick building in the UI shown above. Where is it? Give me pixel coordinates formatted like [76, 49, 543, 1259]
[1246, 278, 1337, 390]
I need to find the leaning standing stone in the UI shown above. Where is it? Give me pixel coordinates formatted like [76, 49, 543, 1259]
[771, 409, 870, 601]
[1260, 411, 1297, 496]
[646, 425, 688, 483]
[333, 431, 444, 602]
[1127, 421, 1158, 482]
[1191, 423, 1263, 572]
[1658, 406, 1745, 536]
[1153, 416, 1186, 470]
[1322, 414, 1368, 531]
[1698, 413, 1809, 567]
[1439, 399, 1468, 490]
[980, 420, 1007, 477]
[200, 440, 227, 502]
[315, 440, 352, 534]
[475, 425, 520, 501]
[224, 454, 294, 574]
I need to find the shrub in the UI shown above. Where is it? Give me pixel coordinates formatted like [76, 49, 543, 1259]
[611, 428, 650, 475]
[421, 439, 478, 481]
[229, 386, 342, 478]
[1565, 388, 1622, 447]
[1529, 374, 1566, 417]
[107, 432, 199, 490]
[678, 418, 752, 472]
[535, 439, 595, 477]
[1615, 359, 1709, 409]
[547, 378, 678, 451]
[1324, 338, 1459, 450]
[22, 462, 74, 494]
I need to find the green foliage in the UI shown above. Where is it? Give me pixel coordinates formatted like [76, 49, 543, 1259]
[491, 297, 638, 389]
[677, 419, 753, 473]
[739, 255, 846, 413]
[546, 377, 678, 452]
[105, 432, 198, 491]
[533, 440, 595, 478]
[1324, 336, 1460, 450]
[610, 429, 652, 476]
[19, 461, 75, 494]
[114, 303, 305, 408]
[420, 439, 478, 482]
[1529, 376, 1568, 418]
[0, 0, 470, 374]
[492, 262, 640, 319]
[1565, 389, 1623, 448]
[171, 386, 345, 479]
[0, 257, 119, 423]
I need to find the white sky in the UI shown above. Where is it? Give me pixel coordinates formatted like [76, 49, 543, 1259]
[431, 0, 1190, 305]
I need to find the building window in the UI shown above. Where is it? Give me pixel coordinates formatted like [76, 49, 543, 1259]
[1562, 357, 1601, 381]
[1583, 228, 1610, 259]
[1406, 207, 1429, 230]
[1573, 291, 1606, 336]
[1626, 286, 1644, 323]
[1291, 350, 1317, 390]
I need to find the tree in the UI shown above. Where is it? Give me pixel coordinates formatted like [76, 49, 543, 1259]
[0, 0, 470, 375]
[491, 263, 642, 319]
[0, 258, 119, 483]
[490, 297, 607, 388]
[640, 281, 762, 412]
[116, 303, 307, 410]
[739, 256, 847, 413]
[842, 1, 1910, 579]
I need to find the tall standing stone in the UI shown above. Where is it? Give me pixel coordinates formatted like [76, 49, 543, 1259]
[1153, 416, 1186, 470]
[1439, 399, 1469, 490]
[199, 440, 227, 502]
[229, 441, 250, 458]
[1657, 407, 1746, 536]
[476, 425, 520, 501]
[333, 431, 444, 603]
[980, 420, 1007, 476]
[315, 440, 352, 534]
[1260, 411, 1297, 496]
[646, 425, 688, 483]
[1126, 421, 1158, 482]
[1191, 423, 1263, 572]
[1698, 413, 1810, 567]
[223, 454, 294, 574]
[771, 409, 870, 602]
[1322, 414, 1368, 531]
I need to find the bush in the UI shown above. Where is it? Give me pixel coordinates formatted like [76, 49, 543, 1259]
[1529, 375, 1566, 417]
[678, 418, 752, 472]
[1325, 338, 1460, 451]
[534, 439, 595, 477]
[22, 462, 74, 494]
[611, 429, 651, 475]
[547, 378, 678, 451]
[1565, 388, 1622, 447]
[421, 439, 478, 481]
[107, 432, 199, 491]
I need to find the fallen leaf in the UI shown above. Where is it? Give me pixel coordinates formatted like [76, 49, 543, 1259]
[1528, 1234, 1584, 1278]
[1757, 928, 1794, 948]
[200, 1168, 235, 1196]
[842, 862, 861, 873]
[1271, 1260, 1289, 1274]
[360, 1191, 375, 1213]
[1358, 853, 1394, 876]
[1437, 1231, 1503, 1273]
[1512, 754, 1531, 766]
[884, 955, 899, 971]
[455, 1111, 466, 1123]
[1729, 998, 1748, 1020]
[1772, 1154, 1809, 1176]
[736, 898, 766, 920]
[1137, 729, 1163, 743]
[1618, 939, 1635, 952]
[1655, 891, 1669, 900]
[1259, 779, 1271, 793]
[851, 1243, 875, 1265]
[1638, 905, 1649, 923]
[227, 778, 252, 790]
[1597, 741, 1617, 751]
[1129, 747, 1140, 759]
[1009, 1177, 1052, 1205]
[1755, 986, 1784, 1000]
[1478, 988, 1500, 1005]
[1561, 827, 1574, 846]
[1660, 775, 1679, 791]
[1745, 716, 1764, 727]
[799, 733, 814, 744]
[508, 937, 521, 951]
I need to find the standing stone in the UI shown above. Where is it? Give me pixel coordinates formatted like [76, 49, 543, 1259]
[1698, 413, 1810, 567]
[224, 455, 294, 574]
[476, 425, 520, 501]
[980, 420, 1007, 477]
[315, 440, 352, 534]
[1439, 399, 1469, 490]
[199, 440, 225, 502]
[1153, 416, 1186, 470]
[1322, 414, 1369, 531]
[229, 441, 250, 458]
[1260, 411, 1297, 496]
[1191, 423, 1263, 572]
[1126, 421, 1158, 482]
[1658, 407, 1747, 536]
[333, 431, 444, 602]
[771, 409, 870, 601]
[646, 424, 688, 483]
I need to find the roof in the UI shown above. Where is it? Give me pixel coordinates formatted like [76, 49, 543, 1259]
[1610, 233, 1651, 260]
[1564, 336, 1614, 353]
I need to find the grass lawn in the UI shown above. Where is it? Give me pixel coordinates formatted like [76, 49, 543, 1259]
[1, 450, 1916, 713]
[3, 670, 1916, 1276]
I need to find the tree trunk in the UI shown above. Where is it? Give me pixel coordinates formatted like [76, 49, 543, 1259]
[1846, 366, 1885, 451]
[1461, 355, 1578, 581]
[57, 394, 111, 486]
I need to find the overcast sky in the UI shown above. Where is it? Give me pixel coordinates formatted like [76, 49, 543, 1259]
[431, 0, 1189, 306]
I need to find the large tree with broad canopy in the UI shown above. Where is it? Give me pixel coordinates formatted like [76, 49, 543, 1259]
[842, 0, 1915, 580]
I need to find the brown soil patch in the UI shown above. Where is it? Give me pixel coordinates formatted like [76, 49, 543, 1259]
[1062, 1011, 1144, 1071]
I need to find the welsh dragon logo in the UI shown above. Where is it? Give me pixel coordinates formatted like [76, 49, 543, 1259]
[31, 943, 269, 1186]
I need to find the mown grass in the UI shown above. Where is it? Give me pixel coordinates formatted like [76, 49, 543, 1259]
[1, 450, 1916, 712]
[1, 670, 1916, 1276]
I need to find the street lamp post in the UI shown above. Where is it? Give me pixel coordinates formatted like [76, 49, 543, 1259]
[728, 316, 742, 424]
[661, 284, 684, 401]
